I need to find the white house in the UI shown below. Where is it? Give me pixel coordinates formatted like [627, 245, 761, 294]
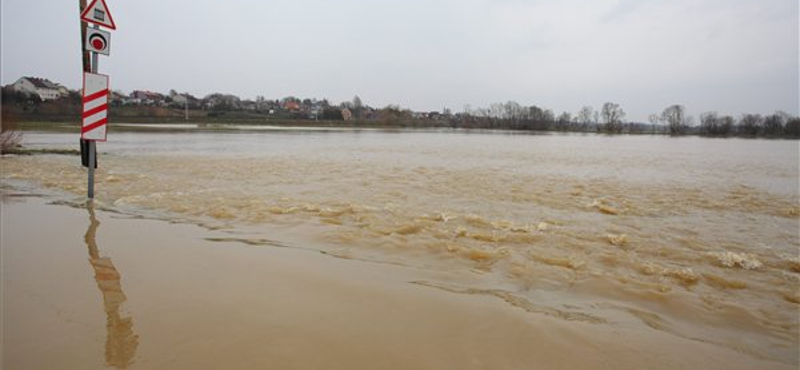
[10, 77, 67, 101]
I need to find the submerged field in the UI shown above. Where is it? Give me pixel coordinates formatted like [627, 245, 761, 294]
[2, 129, 799, 369]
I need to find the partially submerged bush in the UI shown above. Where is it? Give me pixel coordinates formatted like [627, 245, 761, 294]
[1, 111, 23, 154]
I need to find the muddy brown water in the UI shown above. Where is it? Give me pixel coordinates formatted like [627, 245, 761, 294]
[2, 129, 798, 368]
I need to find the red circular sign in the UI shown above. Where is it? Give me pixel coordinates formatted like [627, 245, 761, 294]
[89, 34, 107, 51]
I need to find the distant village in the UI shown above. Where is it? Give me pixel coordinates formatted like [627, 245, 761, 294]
[3, 76, 799, 138]
[3, 76, 446, 122]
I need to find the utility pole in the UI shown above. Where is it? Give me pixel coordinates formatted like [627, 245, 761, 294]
[80, 0, 90, 73]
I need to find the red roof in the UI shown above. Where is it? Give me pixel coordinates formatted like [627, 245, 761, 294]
[284, 101, 300, 111]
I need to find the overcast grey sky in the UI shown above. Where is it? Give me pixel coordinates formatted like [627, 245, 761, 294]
[2, 0, 798, 121]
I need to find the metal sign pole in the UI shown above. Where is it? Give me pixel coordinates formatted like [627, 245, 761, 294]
[87, 24, 99, 199]
[80, 0, 116, 200]
[88, 141, 96, 199]
[80, 0, 92, 200]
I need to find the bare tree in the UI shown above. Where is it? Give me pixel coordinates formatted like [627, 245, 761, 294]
[502, 101, 524, 129]
[785, 117, 800, 137]
[600, 102, 625, 133]
[555, 112, 571, 131]
[719, 115, 735, 136]
[738, 114, 763, 136]
[574, 106, 593, 131]
[699, 111, 720, 136]
[661, 105, 689, 135]
[762, 113, 785, 136]
[576, 106, 593, 123]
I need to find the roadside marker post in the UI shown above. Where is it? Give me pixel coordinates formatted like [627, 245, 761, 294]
[78, 0, 116, 199]
[82, 30, 109, 142]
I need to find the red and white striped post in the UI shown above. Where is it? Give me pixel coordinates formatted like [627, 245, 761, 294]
[81, 59, 108, 199]
[81, 72, 109, 141]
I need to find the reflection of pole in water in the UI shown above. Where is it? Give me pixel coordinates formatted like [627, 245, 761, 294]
[85, 202, 139, 369]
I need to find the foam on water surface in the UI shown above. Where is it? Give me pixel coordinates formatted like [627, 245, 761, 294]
[2, 131, 799, 365]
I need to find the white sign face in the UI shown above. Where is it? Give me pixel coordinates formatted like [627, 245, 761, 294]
[85, 27, 111, 55]
[82, 72, 109, 141]
[80, 0, 117, 30]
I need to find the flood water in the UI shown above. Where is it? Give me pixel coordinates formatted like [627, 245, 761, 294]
[3, 129, 799, 366]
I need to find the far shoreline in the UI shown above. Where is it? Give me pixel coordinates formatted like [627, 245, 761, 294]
[8, 120, 800, 140]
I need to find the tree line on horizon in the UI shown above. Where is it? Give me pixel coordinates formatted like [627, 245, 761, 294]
[2, 84, 798, 139]
[456, 101, 800, 138]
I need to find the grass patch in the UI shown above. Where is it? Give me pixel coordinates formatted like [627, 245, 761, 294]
[4, 148, 80, 156]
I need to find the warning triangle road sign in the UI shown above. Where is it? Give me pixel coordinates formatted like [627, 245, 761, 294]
[80, 0, 117, 30]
